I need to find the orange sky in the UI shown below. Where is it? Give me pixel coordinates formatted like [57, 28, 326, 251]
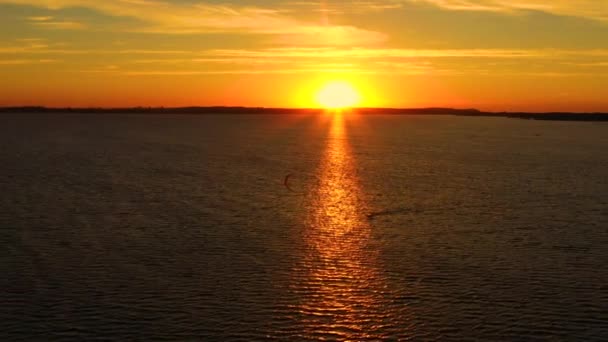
[1, 1, 608, 111]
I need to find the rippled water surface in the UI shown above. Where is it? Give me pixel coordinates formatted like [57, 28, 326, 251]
[1, 113, 607, 341]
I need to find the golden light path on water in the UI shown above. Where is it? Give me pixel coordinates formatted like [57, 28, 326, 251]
[291, 113, 397, 340]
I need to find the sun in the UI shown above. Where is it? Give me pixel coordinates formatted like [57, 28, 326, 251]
[316, 81, 361, 109]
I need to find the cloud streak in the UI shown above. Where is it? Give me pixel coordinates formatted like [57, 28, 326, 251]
[1, 0, 387, 45]
[0, 59, 57, 64]
[4, 42, 608, 59]
[203, 47, 608, 59]
[49, 46, 608, 77]
[414, 0, 608, 21]
[25, 15, 86, 29]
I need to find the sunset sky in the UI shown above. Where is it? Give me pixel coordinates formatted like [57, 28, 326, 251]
[2, 0, 608, 111]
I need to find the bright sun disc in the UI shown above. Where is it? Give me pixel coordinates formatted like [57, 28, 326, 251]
[316, 81, 361, 109]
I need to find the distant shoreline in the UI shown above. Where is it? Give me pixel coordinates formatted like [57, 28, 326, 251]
[2, 106, 608, 122]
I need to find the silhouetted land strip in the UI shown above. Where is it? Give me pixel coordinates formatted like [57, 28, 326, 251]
[2, 106, 608, 121]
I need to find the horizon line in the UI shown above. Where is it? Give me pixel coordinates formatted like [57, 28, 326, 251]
[1, 105, 608, 115]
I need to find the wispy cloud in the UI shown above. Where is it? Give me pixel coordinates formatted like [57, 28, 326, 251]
[121, 69, 376, 76]
[413, 0, 608, 21]
[285, 1, 404, 14]
[31, 21, 86, 29]
[25, 15, 85, 29]
[280, 0, 608, 21]
[5, 43, 608, 59]
[26, 16, 53, 21]
[64, 46, 608, 77]
[1, 0, 387, 45]
[0, 59, 57, 65]
[203, 47, 608, 59]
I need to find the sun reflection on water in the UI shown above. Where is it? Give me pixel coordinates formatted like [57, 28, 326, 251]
[293, 113, 389, 340]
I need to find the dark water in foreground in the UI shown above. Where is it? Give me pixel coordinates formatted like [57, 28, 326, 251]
[1, 113, 607, 341]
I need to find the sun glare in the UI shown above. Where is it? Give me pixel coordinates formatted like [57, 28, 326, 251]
[316, 81, 361, 109]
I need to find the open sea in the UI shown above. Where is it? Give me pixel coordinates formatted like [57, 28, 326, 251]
[1, 113, 607, 341]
